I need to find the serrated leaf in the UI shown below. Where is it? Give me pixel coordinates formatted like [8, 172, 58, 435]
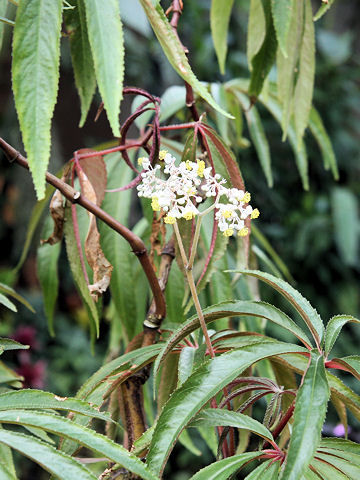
[0, 410, 159, 480]
[147, 341, 305, 475]
[210, 0, 234, 74]
[247, 0, 266, 64]
[83, 0, 124, 136]
[0, 294, 16, 312]
[155, 299, 312, 379]
[281, 352, 330, 480]
[325, 315, 360, 355]
[37, 216, 61, 336]
[0, 429, 97, 480]
[64, 204, 99, 338]
[331, 187, 359, 267]
[293, 0, 315, 144]
[314, 0, 336, 21]
[234, 270, 323, 347]
[245, 459, 280, 479]
[0, 389, 110, 422]
[138, 0, 232, 118]
[98, 155, 140, 341]
[64, 0, 96, 127]
[189, 452, 263, 480]
[249, 0, 277, 97]
[330, 356, 360, 382]
[308, 107, 339, 179]
[12, 0, 62, 199]
[271, 0, 294, 56]
[190, 408, 273, 443]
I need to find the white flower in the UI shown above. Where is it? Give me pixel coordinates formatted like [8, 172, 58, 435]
[136, 151, 259, 236]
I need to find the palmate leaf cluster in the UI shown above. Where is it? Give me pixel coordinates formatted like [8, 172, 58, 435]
[0, 0, 360, 479]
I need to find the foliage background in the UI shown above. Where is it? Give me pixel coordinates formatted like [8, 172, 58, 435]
[0, 0, 359, 477]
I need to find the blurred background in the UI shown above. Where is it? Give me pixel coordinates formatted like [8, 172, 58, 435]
[0, 0, 359, 477]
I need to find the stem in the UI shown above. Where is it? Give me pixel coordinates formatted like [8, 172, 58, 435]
[173, 222, 215, 358]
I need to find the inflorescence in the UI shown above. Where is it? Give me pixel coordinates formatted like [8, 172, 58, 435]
[137, 151, 259, 237]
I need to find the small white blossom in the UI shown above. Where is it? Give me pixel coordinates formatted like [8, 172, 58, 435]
[136, 151, 259, 236]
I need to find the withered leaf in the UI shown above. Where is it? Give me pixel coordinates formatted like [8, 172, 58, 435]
[76, 149, 113, 300]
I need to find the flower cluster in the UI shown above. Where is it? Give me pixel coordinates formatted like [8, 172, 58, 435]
[137, 151, 259, 236]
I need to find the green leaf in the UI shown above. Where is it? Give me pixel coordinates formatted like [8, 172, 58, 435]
[293, 0, 315, 144]
[331, 356, 360, 382]
[0, 430, 97, 480]
[37, 216, 61, 336]
[0, 389, 110, 422]
[281, 352, 330, 480]
[234, 270, 324, 347]
[325, 315, 360, 355]
[328, 373, 360, 423]
[309, 458, 348, 480]
[155, 299, 311, 379]
[247, 0, 266, 64]
[190, 408, 273, 443]
[189, 452, 263, 480]
[210, 0, 234, 74]
[64, 0, 96, 127]
[308, 108, 339, 180]
[138, 0, 232, 118]
[314, 451, 360, 479]
[160, 85, 186, 123]
[148, 341, 305, 475]
[249, 0, 277, 97]
[165, 261, 186, 325]
[0, 360, 24, 388]
[314, 0, 336, 21]
[98, 154, 141, 341]
[245, 459, 280, 479]
[0, 425, 15, 478]
[178, 347, 196, 387]
[0, 410, 159, 480]
[271, 0, 294, 56]
[12, 0, 62, 199]
[0, 461, 16, 480]
[331, 187, 359, 267]
[64, 204, 99, 338]
[0, 282, 34, 313]
[0, 294, 16, 312]
[0, 1, 7, 52]
[0, 338, 28, 353]
[244, 104, 273, 187]
[83, 0, 124, 137]
[276, 0, 303, 138]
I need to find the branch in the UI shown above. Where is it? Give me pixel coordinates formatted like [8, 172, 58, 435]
[0, 136, 166, 324]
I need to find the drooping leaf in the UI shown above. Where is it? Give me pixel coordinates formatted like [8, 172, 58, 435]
[247, 0, 266, 64]
[249, 0, 277, 98]
[0, 338, 28, 354]
[0, 360, 23, 388]
[64, 204, 99, 338]
[330, 391, 348, 438]
[155, 299, 312, 379]
[190, 408, 273, 443]
[0, 410, 159, 480]
[210, 0, 234, 74]
[330, 356, 360, 382]
[189, 452, 263, 480]
[147, 341, 305, 475]
[331, 187, 359, 267]
[293, 0, 315, 144]
[325, 315, 360, 355]
[0, 430, 97, 480]
[234, 270, 324, 347]
[281, 352, 330, 480]
[271, 0, 294, 56]
[314, 0, 336, 21]
[83, 0, 124, 136]
[98, 154, 140, 341]
[64, 0, 96, 127]
[0, 294, 16, 312]
[308, 107, 339, 180]
[0, 282, 34, 313]
[138, 0, 232, 118]
[12, 0, 62, 199]
[244, 459, 280, 479]
[37, 216, 61, 336]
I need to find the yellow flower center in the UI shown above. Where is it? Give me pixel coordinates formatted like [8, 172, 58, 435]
[138, 156, 145, 165]
[183, 211, 195, 220]
[159, 150, 168, 160]
[222, 210, 233, 219]
[185, 160, 193, 171]
[197, 159, 205, 177]
[164, 215, 176, 224]
[238, 227, 249, 237]
[251, 208, 260, 219]
[243, 192, 251, 203]
[223, 228, 234, 237]
[151, 197, 161, 212]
